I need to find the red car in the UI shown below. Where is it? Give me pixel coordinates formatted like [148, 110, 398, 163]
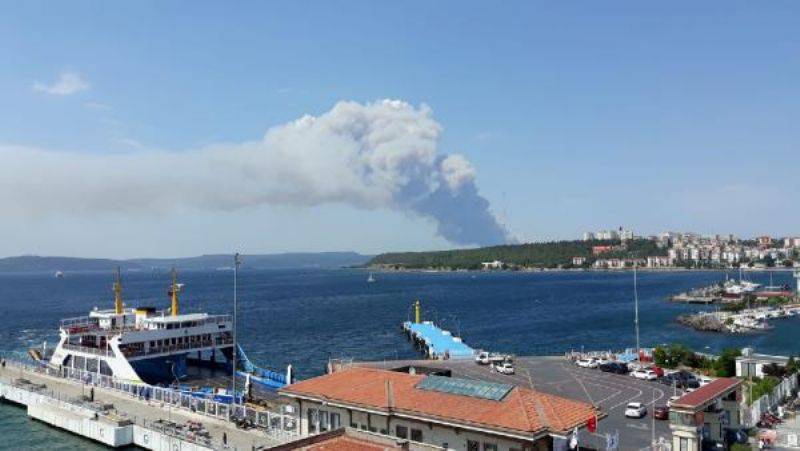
[653, 405, 669, 420]
[651, 366, 665, 378]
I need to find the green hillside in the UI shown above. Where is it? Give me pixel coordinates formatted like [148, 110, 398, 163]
[368, 239, 665, 270]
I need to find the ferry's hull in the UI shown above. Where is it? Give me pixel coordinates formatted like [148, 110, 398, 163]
[130, 354, 188, 385]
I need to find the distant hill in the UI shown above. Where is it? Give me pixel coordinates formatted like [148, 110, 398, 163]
[0, 252, 372, 272]
[368, 239, 666, 270]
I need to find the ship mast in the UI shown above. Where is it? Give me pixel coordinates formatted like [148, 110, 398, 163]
[171, 268, 179, 316]
[114, 266, 124, 314]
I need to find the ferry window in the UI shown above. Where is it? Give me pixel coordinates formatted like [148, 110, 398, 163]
[483, 443, 497, 451]
[100, 360, 113, 376]
[410, 428, 423, 442]
[467, 440, 479, 451]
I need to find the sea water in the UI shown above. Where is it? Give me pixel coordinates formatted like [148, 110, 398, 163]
[0, 268, 795, 449]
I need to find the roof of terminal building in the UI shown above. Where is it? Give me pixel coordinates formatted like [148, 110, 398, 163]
[671, 378, 741, 411]
[280, 367, 596, 437]
[268, 427, 443, 451]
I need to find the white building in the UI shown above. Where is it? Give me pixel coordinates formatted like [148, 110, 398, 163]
[736, 350, 791, 378]
[481, 260, 504, 270]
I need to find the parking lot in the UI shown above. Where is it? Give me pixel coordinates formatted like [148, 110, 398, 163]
[359, 356, 676, 450]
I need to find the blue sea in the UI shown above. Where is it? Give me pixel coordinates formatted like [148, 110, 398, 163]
[0, 268, 796, 449]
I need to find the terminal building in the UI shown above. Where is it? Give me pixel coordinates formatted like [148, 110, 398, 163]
[668, 378, 742, 451]
[279, 367, 597, 451]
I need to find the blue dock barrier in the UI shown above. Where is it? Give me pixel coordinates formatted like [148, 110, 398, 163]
[402, 321, 475, 359]
[235, 345, 290, 390]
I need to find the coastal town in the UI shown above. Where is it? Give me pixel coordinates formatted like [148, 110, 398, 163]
[580, 229, 800, 271]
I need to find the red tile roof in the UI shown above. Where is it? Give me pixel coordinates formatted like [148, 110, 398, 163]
[307, 436, 398, 451]
[280, 367, 597, 436]
[671, 378, 741, 410]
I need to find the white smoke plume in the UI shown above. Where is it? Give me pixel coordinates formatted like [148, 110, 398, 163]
[0, 99, 510, 246]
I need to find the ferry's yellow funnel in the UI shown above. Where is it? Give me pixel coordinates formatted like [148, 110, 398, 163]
[171, 268, 179, 316]
[113, 267, 123, 314]
[414, 300, 421, 324]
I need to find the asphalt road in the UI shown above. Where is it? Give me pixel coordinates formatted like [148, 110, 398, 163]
[360, 357, 677, 450]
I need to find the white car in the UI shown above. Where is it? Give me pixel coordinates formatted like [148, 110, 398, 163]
[631, 369, 657, 381]
[595, 358, 611, 366]
[625, 402, 647, 418]
[495, 362, 515, 375]
[667, 396, 681, 407]
[576, 358, 598, 369]
[698, 376, 714, 386]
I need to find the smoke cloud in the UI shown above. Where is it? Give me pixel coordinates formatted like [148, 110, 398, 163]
[0, 99, 510, 246]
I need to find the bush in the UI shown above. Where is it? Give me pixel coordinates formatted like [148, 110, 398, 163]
[713, 348, 741, 377]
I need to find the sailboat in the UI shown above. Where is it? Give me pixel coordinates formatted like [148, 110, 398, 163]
[367, 272, 376, 283]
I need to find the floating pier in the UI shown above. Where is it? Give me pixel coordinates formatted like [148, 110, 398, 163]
[401, 300, 475, 359]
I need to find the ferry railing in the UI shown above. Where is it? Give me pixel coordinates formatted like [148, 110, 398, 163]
[0, 350, 300, 440]
[61, 343, 116, 357]
[122, 337, 233, 358]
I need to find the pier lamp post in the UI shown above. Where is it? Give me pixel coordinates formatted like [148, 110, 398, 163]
[634, 261, 640, 359]
[231, 252, 241, 405]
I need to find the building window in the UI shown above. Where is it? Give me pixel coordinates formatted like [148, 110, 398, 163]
[680, 438, 688, 451]
[307, 409, 318, 434]
[410, 428, 423, 442]
[330, 412, 341, 430]
[395, 425, 408, 439]
[483, 443, 498, 451]
[319, 410, 329, 432]
[467, 440, 479, 451]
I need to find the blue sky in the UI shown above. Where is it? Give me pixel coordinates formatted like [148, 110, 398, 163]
[1, 2, 799, 258]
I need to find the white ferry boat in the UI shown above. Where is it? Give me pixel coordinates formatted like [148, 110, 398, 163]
[45, 269, 235, 385]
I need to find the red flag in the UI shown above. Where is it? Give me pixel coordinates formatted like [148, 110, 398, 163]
[587, 415, 597, 433]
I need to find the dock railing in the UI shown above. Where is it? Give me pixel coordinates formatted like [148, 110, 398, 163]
[0, 350, 299, 442]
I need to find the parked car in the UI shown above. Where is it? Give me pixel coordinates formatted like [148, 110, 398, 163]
[651, 366, 665, 378]
[475, 351, 505, 365]
[610, 362, 630, 374]
[653, 405, 669, 420]
[576, 358, 598, 369]
[595, 358, 611, 366]
[599, 362, 623, 373]
[632, 369, 657, 380]
[660, 371, 700, 389]
[495, 362, 515, 375]
[667, 396, 681, 407]
[625, 402, 647, 418]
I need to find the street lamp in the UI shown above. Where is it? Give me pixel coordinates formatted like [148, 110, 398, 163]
[231, 252, 241, 404]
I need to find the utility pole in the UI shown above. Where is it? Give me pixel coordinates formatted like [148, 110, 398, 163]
[634, 262, 641, 357]
[232, 252, 241, 403]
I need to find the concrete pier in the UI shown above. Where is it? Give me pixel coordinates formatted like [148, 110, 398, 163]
[0, 361, 298, 450]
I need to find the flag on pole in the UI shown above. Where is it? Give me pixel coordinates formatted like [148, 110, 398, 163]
[570, 427, 579, 449]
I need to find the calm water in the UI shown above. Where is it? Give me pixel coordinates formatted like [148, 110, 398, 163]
[0, 268, 796, 449]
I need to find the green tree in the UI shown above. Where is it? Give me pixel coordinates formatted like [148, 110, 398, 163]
[713, 348, 741, 377]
